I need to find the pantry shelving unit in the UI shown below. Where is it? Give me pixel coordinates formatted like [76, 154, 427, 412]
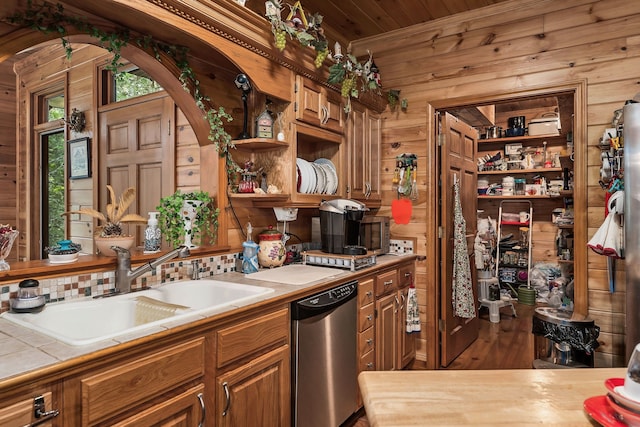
[495, 200, 533, 294]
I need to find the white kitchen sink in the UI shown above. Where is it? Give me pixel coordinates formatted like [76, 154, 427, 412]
[1, 280, 274, 346]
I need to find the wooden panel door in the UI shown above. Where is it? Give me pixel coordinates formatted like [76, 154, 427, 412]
[439, 112, 479, 367]
[398, 285, 416, 368]
[216, 346, 290, 427]
[348, 102, 366, 198]
[375, 292, 398, 371]
[111, 385, 204, 427]
[99, 94, 175, 244]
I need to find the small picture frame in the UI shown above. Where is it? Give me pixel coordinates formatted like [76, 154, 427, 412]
[68, 137, 91, 179]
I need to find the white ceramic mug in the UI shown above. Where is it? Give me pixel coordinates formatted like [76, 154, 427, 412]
[519, 211, 530, 223]
[625, 343, 640, 401]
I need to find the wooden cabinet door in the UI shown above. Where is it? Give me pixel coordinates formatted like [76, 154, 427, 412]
[365, 110, 382, 201]
[322, 88, 344, 133]
[216, 346, 290, 427]
[347, 102, 366, 198]
[347, 103, 381, 202]
[398, 285, 416, 368]
[294, 76, 322, 126]
[375, 292, 398, 371]
[294, 75, 343, 133]
[111, 384, 205, 427]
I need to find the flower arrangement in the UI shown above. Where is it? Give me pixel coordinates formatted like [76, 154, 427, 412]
[63, 185, 146, 238]
[0, 224, 19, 270]
[265, 1, 407, 113]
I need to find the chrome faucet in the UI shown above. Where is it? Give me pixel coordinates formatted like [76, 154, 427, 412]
[112, 245, 191, 294]
[191, 259, 201, 280]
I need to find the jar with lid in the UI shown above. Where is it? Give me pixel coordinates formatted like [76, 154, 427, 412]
[257, 226, 286, 268]
[502, 176, 514, 196]
[514, 178, 526, 195]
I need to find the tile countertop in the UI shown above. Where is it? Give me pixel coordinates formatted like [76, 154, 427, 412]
[0, 254, 414, 385]
[358, 368, 629, 427]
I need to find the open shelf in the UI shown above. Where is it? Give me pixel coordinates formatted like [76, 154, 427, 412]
[479, 167, 563, 175]
[231, 138, 288, 151]
[479, 134, 566, 145]
[479, 194, 571, 200]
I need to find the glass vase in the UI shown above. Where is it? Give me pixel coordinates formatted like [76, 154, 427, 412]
[0, 229, 19, 271]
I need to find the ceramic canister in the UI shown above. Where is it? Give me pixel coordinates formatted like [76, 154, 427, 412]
[257, 226, 286, 268]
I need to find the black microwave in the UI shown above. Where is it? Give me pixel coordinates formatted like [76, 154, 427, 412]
[360, 216, 390, 255]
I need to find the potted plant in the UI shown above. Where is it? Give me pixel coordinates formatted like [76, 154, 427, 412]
[156, 190, 219, 249]
[64, 185, 147, 256]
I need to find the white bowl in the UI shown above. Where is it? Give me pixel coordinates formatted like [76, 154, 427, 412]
[48, 252, 79, 264]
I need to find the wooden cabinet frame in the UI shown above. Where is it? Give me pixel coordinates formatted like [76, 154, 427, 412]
[426, 80, 587, 369]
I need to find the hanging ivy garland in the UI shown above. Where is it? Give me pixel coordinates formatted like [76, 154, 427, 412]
[3, 0, 242, 177]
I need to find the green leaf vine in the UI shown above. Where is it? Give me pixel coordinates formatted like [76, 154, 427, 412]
[264, 0, 406, 113]
[4, 0, 241, 177]
[156, 190, 219, 248]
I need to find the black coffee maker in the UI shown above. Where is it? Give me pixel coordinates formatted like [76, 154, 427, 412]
[319, 199, 368, 255]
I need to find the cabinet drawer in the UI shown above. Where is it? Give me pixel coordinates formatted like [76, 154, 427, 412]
[358, 325, 374, 356]
[358, 278, 374, 307]
[375, 270, 398, 296]
[359, 302, 374, 332]
[0, 392, 54, 427]
[359, 349, 375, 372]
[399, 264, 414, 288]
[81, 338, 205, 425]
[217, 307, 289, 368]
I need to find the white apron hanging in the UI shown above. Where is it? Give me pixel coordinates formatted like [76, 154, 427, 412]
[452, 175, 476, 319]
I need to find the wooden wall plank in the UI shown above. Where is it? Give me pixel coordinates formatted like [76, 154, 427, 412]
[358, 0, 636, 366]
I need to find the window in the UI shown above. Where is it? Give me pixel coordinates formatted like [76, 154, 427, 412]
[33, 87, 65, 258]
[39, 93, 65, 123]
[106, 66, 163, 103]
[41, 130, 65, 255]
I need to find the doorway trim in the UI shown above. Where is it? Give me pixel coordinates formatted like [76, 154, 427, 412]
[424, 80, 587, 369]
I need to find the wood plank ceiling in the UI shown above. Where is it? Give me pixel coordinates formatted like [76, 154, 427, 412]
[244, 0, 512, 47]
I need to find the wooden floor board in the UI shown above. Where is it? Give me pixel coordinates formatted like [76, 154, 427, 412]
[445, 302, 537, 370]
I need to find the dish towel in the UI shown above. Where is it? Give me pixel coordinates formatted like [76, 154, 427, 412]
[406, 279, 421, 333]
[587, 190, 624, 258]
[452, 175, 476, 319]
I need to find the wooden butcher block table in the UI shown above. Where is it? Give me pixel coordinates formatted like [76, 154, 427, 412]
[358, 368, 627, 426]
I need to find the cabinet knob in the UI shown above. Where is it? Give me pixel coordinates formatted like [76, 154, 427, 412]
[366, 314, 373, 321]
[366, 362, 374, 369]
[366, 338, 373, 346]
[366, 291, 373, 298]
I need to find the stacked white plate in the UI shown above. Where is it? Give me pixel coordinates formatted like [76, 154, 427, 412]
[296, 158, 338, 194]
[314, 158, 338, 194]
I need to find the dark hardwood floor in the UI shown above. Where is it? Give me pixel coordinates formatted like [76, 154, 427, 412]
[446, 301, 537, 370]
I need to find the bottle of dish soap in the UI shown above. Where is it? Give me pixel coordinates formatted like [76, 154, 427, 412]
[144, 212, 161, 253]
[242, 222, 259, 274]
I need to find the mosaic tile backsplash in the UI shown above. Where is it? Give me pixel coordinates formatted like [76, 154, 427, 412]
[0, 241, 414, 314]
[0, 253, 240, 314]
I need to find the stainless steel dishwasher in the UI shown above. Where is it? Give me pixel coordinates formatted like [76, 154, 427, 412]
[291, 280, 358, 427]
